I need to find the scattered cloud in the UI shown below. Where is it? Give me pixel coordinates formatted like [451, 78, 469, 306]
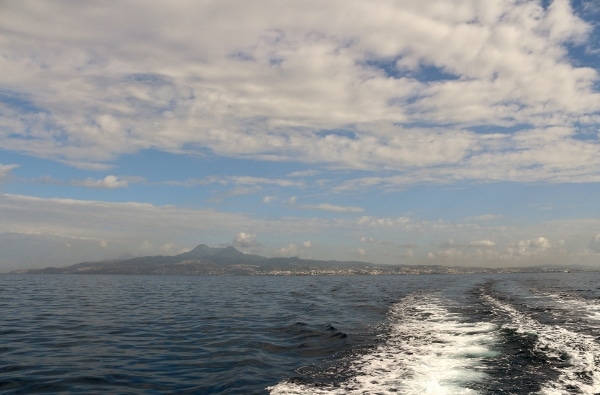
[170, 176, 303, 188]
[72, 175, 129, 189]
[510, 237, 553, 256]
[353, 248, 366, 257]
[359, 236, 392, 245]
[287, 170, 318, 177]
[2, 192, 600, 270]
[286, 196, 297, 205]
[226, 176, 302, 188]
[588, 234, 600, 253]
[274, 243, 299, 257]
[1, 1, 598, 184]
[274, 240, 313, 257]
[159, 243, 187, 255]
[233, 232, 258, 250]
[0, 164, 19, 181]
[300, 203, 364, 213]
[466, 215, 503, 222]
[468, 240, 497, 247]
[282, 195, 365, 213]
[1, 1, 600, 270]
[356, 216, 411, 227]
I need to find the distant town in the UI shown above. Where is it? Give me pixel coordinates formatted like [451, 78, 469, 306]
[11, 243, 597, 276]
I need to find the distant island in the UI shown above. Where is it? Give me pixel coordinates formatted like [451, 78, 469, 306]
[10, 243, 597, 276]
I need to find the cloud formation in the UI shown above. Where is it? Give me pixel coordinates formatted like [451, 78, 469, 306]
[2, 192, 600, 270]
[300, 203, 364, 213]
[0, 0, 598, 184]
[233, 232, 260, 252]
[511, 237, 553, 256]
[0, 164, 19, 182]
[469, 240, 497, 247]
[588, 234, 600, 253]
[72, 175, 129, 189]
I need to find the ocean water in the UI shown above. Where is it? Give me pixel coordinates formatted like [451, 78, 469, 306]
[1, 273, 600, 394]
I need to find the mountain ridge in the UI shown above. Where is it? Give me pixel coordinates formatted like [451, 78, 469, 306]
[10, 244, 597, 275]
[11, 244, 379, 275]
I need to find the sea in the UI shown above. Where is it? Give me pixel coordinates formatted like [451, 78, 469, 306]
[1, 272, 600, 394]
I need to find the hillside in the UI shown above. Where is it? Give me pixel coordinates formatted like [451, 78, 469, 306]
[11, 244, 596, 275]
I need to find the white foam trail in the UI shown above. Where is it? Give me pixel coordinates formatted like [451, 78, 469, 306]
[482, 293, 600, 394]
[535, 290, 600, 322]
[269, 293, 498, 395]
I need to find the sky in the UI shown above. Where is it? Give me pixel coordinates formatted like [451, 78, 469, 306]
[1, 0, 600, 272]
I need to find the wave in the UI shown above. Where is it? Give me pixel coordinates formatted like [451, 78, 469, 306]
[481, 289, 600, 394]
[531, 289, 600, 323]
[269, 292, 498, 394]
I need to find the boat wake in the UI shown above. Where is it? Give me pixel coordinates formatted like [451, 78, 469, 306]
[269, 292, 498, 394]
[481, 290, 600, 394]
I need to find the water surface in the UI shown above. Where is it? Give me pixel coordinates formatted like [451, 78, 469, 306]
[2, 273, 600, 394]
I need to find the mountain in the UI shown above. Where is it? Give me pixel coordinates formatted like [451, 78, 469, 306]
[12, 244, 387, 275]
[178, 244, 264, 262]
[11, 244, 597, 275]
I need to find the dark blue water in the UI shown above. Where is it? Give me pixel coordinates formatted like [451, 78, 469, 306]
[1, 273, 600, 394]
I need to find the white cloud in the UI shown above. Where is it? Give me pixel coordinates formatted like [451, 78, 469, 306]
[469, 240, 497, 247]
[275, 243, 298, 257]
[438, 248, 464, 259]
[233, 232, 258, 249]
[275, 240, 313, 257]
[73, 175, 129, 189]
[139, 240, 154, 255]
[226, 176, 302, 188]
[0, 164, 19, 181]
[354, 248, 366, 257]
[287, 170, 318, 177]
[300, 203, 364, 213]
[356, 216, 412, 227]
[466, 214, 503, 222]
[588, 234, 600, 253]
[0, 193, 262, 250]
[511, 236, 553, 256]
[0, 0, 598, 184]
[2, 192, 600, 270]
[286, 196, 297, 205]
[262, 195, 276, 204]
[169, 176, 303, 188]
[159, 243, 187, 255]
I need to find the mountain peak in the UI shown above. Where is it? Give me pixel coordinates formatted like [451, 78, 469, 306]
[178, 244, 243, 259]
[188, 244, 212, 254]
[216, 246, 244, 257]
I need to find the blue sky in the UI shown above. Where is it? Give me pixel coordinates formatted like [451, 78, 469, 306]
[1, 0, 600, 271]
